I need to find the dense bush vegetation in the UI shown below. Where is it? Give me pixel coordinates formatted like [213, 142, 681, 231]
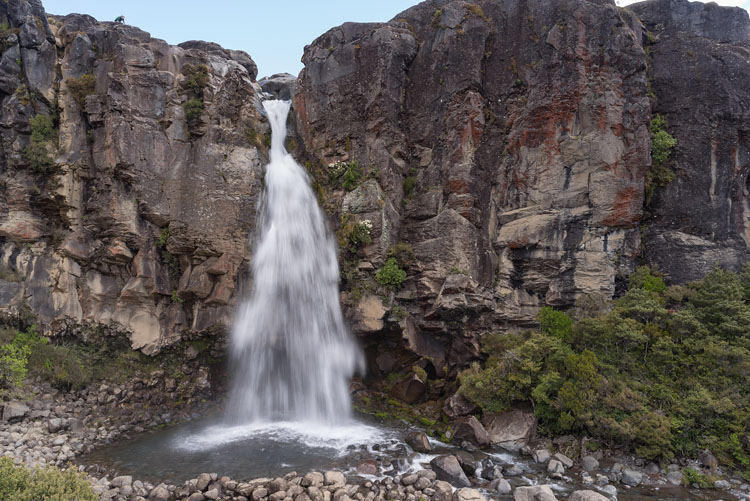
[23, 114, 57, 173]
[0, 457, 96, 500]
[646, 114, 677, 202]
[376, 258, 407, 290]
[459, 265, 750, 470]
[0, 326, 94, 393]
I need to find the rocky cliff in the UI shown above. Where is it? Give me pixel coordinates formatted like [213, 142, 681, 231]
[0, 0, 748, 372]
[292, 0, 749, 370]
[0, 0, 267, 354]
[630, 0, 750, 283]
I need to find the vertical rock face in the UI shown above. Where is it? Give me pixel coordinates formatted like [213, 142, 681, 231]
[630, 0, 750, 283]
[294, 0, 651, 363]
[0, 1, 266, 353]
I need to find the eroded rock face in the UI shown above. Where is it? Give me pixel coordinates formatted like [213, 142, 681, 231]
[630, 0, 750, 283]
[0, 2, 266, 353]
[293, 0, 650, 365]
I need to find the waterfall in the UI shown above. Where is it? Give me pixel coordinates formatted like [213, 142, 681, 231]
[227, 100, 364, 425]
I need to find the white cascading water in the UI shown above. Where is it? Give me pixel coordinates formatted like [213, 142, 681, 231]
[226, 99, 364, 425]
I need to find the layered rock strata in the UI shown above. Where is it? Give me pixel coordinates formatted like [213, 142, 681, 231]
[0, 0, 266, 353]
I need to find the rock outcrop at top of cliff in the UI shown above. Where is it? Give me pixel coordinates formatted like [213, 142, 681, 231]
[0, 0, 267, 353]
[293, 0, 750, 368]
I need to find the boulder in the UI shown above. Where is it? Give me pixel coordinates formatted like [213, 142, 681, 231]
[148, 485, 170, 501]
[513, 485, 558, 501]
[430, 455, 471, 488]
[324, 471, 345, 487]
[621, 469, 643, 487]
[453, 488, 486, 501]
[454, 450, 477, 477]
[666, 470, 683, 485]
[533, 449, 551, 463]
[482, 410, 536, 451]
[432, 480, 453, 501]
[2, 402, 29, 422]
[581, 456, 599, 472]
[443, 392, 479, 419]
[568, 491, 609, 501]
[391, 373, 427, 404]
[489, 478, 511, 494]
[452, 416, 490, 446]
[405, 431, 432, 452]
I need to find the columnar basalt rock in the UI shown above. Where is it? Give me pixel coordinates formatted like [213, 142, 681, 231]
[0, 1, 266, 353]
[294, 0, 651, 365]
[630, 0, 750, 283]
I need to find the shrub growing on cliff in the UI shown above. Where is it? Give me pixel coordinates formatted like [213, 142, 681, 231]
[183, 64, 210, 94]
[458, 266, 750, 468]
[376, 258, 407, 290]
[65, 73, 96, 110]
[0, 457, 97, 501]
[342, 161, 362, 191]
[650, 115, 677, 166]
[24, 114, 57, 173]
[183, 98, 204, 132]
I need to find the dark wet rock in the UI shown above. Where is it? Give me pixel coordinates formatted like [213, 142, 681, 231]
[390, 373, 427, 403]
[452, 416, 490, 447]
[628, 0, 750, 283]
[430, 455, 471, 488]
[442, 392, 479, 419]
[258, 73, 297, 100]
[405, 430, 432, 452]
[454, 450, 477, 477]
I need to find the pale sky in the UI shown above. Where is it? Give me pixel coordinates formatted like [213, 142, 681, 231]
[43, 1, 750, 79]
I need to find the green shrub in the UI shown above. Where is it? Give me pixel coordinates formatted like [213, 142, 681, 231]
[65, 73, 96, 110]
[183, 98, 204, 124]
[650, 115, 677, 166]
[348, 221, 372, 248]
[537, 306, 572, 342]
[24, 114, 57, 173]
[628, 265, 666, 293]
[0, 457, 97, 501]
[183, 64, 209, 94]
[15, 84, 30, 105]
[376, 258, 407, 290]
[403, 175, 417, 197]
[342, 161, 362, 191]
[458, 266, 750, 467]
[646, 115, 677, 202]
[0, 342, 30, 391]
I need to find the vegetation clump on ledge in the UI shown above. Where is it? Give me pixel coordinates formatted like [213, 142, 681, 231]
[459, 265, 750, 472]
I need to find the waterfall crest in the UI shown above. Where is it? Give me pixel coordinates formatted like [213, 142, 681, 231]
[227, 100, 364, 424]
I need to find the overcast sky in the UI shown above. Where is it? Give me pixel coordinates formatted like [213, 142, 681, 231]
[43, 0, 750, 78]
